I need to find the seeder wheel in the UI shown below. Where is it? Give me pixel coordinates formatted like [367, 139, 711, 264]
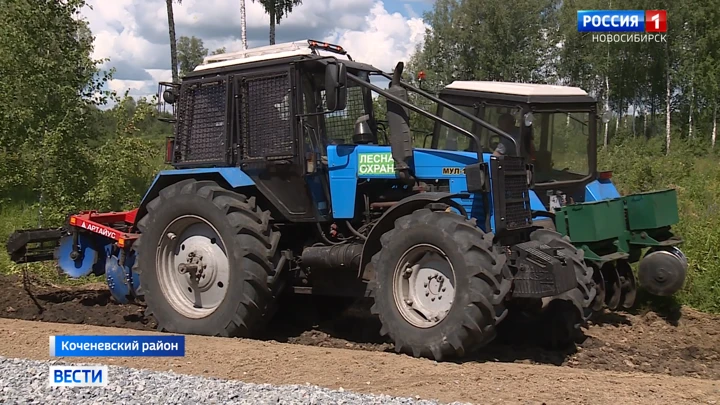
[616, 260, 637, 309]
[601, 261, 622, 310]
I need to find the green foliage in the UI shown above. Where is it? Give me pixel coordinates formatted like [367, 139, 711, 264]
[409, 0, 720, 153]
[177, 36, 209, 76]
[0, 94, 169, 281]
[0, 2, 169, 283]
[412, 0, 560, 85]
[251, 0, 303, 44]
[0, 0, 112, 218]
[599, 138, 720, 313]
[254, 0, 303, 24]
[83, 94, 169, 214]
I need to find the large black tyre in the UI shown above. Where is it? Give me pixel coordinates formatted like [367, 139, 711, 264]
[368, 209, 512, 361]
[528, 228, 597, 347]
[132, 179, 281, 337]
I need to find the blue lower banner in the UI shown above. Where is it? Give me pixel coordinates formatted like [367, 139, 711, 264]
[49, 335, 185, 357]
[49, 365, 109, 387]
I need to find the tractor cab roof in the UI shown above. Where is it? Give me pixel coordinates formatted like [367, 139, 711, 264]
[186, 39, 381, 77]
[439, 80, 597, 105]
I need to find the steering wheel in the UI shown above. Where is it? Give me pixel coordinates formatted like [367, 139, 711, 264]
[376, 120, 388, 132]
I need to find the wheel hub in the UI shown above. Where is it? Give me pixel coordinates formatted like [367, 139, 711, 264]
[178, 250, 216, 290]
[156, 216, 230, 319]
[393, 244, 457, 328]
[427, 275, 442, 295]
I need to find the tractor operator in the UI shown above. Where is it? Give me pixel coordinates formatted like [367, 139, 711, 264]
[492, 113, 535, 162]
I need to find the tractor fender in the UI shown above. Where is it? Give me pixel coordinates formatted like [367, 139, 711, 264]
[134, 168, 255, 226]
[358, 192, 469, 280]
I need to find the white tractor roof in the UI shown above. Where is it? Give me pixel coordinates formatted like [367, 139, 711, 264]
[194, 40, 346, 72]
[444, 81, 589, 97]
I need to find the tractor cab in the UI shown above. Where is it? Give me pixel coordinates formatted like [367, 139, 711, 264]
[434, 81, 605, 208]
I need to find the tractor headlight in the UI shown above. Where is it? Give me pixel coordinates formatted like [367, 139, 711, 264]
[523, 112, 534, 127]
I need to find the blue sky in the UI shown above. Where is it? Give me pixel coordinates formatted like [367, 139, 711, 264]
[385, 0, 434, 18]
[82, 0, 435, 101]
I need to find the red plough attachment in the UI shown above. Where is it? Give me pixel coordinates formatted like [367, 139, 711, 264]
[68, 210, 140, 249]
[6, 209, 143, 304]
[6, 209, 141, 263]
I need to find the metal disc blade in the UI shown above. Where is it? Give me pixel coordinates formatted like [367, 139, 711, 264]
[105, 255, 132, 304]
[602, 262, 622, 310]
[591, 265, 606, 311]
[57, 234, 98, 278]
[617, 260, 637, 309]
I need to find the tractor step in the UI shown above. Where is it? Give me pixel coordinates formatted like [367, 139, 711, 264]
[6, 228, 64, 264]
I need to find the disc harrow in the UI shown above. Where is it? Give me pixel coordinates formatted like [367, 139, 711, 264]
[591, 260, 638, 310]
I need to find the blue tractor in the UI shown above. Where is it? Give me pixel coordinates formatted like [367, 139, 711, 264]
[9, 40, 625, 360]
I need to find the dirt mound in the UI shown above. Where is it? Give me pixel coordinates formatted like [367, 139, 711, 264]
[0, 273, 154, 331]
[1, 272, 719, 380]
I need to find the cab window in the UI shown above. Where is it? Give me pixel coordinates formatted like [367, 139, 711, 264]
[532, 111, 591, 182]
[477, 105, 521, 154]
[432, 105, 476, 151]
[300, 67, 375, 154]
[320, 71, 373, 146]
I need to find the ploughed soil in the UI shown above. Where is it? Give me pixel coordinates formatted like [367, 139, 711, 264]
[1, 272, 719, 385]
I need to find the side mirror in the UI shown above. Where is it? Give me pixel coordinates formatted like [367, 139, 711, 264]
[325, 62, 347, 112]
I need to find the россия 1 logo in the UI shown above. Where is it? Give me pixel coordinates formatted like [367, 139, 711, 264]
[645, 10, 667, 33]
[577, 10, 667, 33]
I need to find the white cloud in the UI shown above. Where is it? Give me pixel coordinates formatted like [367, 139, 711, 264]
[82, 0, 428, 101]
[323, 2, 427, 72]
[147, 69, 172, 84]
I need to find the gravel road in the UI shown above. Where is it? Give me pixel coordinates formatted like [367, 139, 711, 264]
[1, 319, 719, 405]
[0, 356, 467, 405]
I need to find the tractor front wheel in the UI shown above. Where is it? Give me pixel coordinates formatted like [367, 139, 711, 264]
[134, 179, 281, 337]
[369, 208, 512, 361]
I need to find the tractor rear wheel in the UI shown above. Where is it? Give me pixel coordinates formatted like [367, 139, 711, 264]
[369, 209, 512, 361]
[528, 228, 596, 348]
[133, 179, 281, 337]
